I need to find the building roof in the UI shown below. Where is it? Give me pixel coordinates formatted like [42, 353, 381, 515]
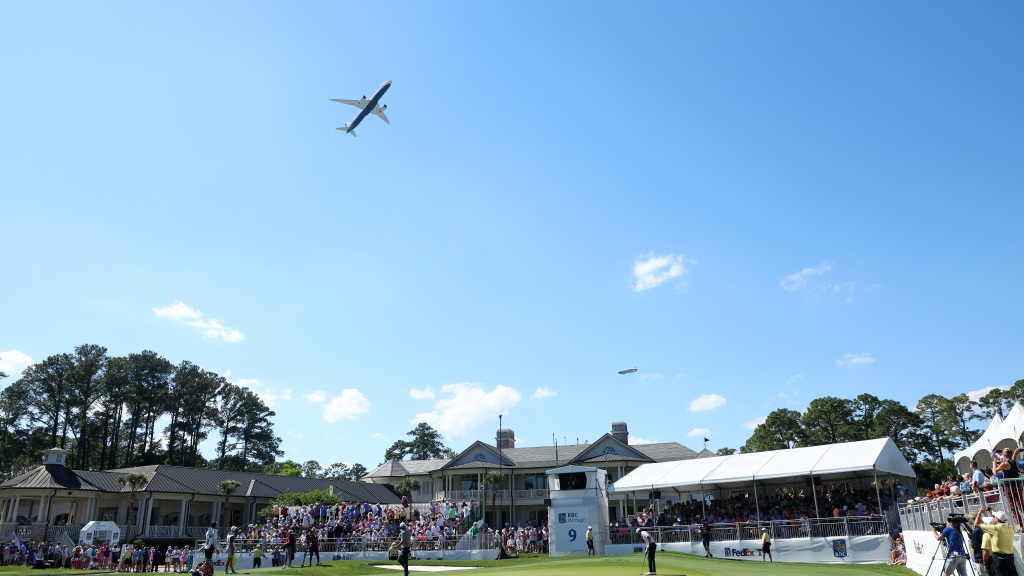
[365, 440, 697, 478]
[1, 464, 400, 503]
[1, 465, 104, 490]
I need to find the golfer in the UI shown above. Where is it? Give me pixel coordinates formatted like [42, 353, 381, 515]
[397, 522, 412, 576]
[586, 526, 595, 556]
[761, 527, 773, 562]
[636, 527, 656, 575]
[203, 522, 219, 562]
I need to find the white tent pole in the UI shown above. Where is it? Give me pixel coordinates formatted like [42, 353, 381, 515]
[700, 482, 706, 518]
[810, 476, 820, 518]
[873, 465, 882, 513]
[753, 477, 760, 521]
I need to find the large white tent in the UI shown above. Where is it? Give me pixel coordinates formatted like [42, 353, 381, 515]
[953, 402, 1024, 472]
[609, 437, 915, 516]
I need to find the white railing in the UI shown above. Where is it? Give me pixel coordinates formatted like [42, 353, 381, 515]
[48, 524, 83, 541]
[434, 489, 550, 501]
[610, 517, 889, 546]
[434, 490, 486, 501]
[897, 484, 1024, 533]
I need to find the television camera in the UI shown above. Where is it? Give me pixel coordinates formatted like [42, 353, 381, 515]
[930, 513, 970, 531]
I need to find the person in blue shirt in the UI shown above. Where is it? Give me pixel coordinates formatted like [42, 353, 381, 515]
[932, 516, 969, 576]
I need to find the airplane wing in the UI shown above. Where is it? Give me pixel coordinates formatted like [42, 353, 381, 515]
[330, 98, 368, 110]
[371, 106, 390, 125]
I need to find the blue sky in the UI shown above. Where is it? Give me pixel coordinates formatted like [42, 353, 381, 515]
[2, 2, 1022, 472]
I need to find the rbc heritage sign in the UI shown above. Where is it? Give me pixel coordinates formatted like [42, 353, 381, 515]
[832, 539, 848, 558]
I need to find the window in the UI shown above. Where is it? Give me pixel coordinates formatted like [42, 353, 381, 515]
[523, 475, 547, 490]
[557, 472, 587, 491]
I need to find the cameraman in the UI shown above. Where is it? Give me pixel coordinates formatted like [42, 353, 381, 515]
[933, 515, 969, 576]
[974, 508, 1019, 576]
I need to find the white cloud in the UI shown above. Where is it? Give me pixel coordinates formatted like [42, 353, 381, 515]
[533, 387, 557, 399]
[688, 393, 727, 412]
[229, 374, 289, 408]
[786, 374, 804, 384]
[410, 386, 435, 400]
[0, 350, 33, 379]
[414, 383, 522, 441]
[372, 432, 387, 440]
[304, 391, 327, 403]
[745, 416, 767, 430]
[628, 435, 657, 445]
[154, 301, 245, 343]
[631, 253, 689, 292]
[780, 262, 832, 292]
[777, 391, 802, 406]
[687, 428, 712, 437]
[639, 372, 664, 382]
[967, 386, 1004, 402]
[322, 389, 371, 423]
[837, 353, 875, 368]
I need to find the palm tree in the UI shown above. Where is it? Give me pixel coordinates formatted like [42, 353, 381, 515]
[116, 473, 148, 538]
[217, 480, 241, 527]
[484, 471, 503, 526]
[395, 477, 421, 500]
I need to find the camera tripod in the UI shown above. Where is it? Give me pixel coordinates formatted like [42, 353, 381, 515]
[925, 523, 977, 576]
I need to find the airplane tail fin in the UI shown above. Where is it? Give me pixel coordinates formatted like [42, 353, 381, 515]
[335, 124, 357, 137]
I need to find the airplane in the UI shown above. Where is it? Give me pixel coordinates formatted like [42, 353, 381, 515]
[617, 368, 638, 375]
[330, 80, 391, 137]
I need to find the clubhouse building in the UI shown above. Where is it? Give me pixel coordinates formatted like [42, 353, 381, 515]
[0, 422, 698, 544]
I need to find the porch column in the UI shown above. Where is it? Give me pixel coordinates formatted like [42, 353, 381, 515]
[178, 499, 189, 536]
[38, 494, 47, 523]
[10, 495, 21, 522]
[144, 496, 155, 535]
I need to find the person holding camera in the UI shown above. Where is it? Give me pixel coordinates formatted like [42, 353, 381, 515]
[974, 507, 1019, 576]
[995, 448, 1024, 526]
[933, 516, 969, 576]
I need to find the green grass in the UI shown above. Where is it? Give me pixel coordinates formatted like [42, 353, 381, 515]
[0, 552, 919, 576]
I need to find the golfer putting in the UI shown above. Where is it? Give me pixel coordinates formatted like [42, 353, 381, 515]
[637, 527, 656, 575]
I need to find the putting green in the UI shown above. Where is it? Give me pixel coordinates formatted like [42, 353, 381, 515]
[364, 551, 916, 576]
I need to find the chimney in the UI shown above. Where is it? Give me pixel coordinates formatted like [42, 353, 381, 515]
[611, 422, 628, 444]
[497, 428, 515, 449]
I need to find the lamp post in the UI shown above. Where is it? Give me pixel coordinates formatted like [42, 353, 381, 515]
[498, 414, 503, 528]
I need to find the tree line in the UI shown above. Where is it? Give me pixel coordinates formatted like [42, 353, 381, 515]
[0, 345, 456, 482]
[717, 381, 1024, 490]
[0, 344, 286, 476]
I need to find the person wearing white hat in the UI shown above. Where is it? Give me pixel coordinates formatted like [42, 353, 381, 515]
[761, 528, 772, 562]
[226, 527, 238, 574]
[396, 522, 412, 576]
[974, 507, 1018, 576]
[636, 527, 656, 575]
[585, 526, 595, 556]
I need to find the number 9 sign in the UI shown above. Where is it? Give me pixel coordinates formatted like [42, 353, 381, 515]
[568, 529, 576, 542]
